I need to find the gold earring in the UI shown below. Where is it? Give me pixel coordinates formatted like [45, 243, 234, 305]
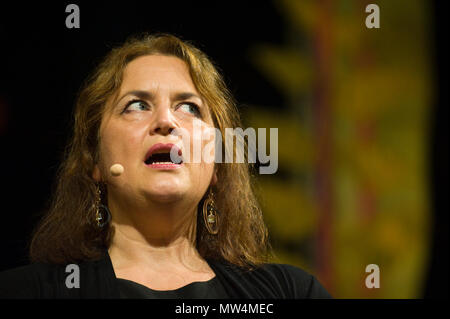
[95, 184, 111, 228]
[202, 190, 219, 235]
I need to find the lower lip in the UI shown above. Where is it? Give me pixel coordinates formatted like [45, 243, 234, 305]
[145, 163, 183, 170]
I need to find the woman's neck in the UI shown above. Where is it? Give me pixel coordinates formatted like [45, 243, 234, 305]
[108, 220, 202, 267]
[106, 199, 210, 272]
[107, 214, 216, 290]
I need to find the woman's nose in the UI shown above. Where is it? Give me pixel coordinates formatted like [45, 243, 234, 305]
[149, 105, 176, 136]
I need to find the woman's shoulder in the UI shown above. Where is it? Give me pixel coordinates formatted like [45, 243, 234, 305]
[0, 262, 57, 298]
[256, 263, 332, 298]
[209, 259, 332, 299]
[0, 256, 114, 299]
[0, 251, 122, 299]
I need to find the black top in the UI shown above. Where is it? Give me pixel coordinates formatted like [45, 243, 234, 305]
[117, 276, 228, 299]
[0, 250, 331, 299]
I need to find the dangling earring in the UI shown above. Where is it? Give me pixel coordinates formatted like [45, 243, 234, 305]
[202, 189, 219, 235]
[95, 184, 111, 228]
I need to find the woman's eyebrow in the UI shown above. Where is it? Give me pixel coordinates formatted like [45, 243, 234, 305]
[115, 90, 203, 105]
[116, 90, 154, 104]
[172, 92, 202, 103]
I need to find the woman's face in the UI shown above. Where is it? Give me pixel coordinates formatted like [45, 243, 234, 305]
[93, 55, 217, 207]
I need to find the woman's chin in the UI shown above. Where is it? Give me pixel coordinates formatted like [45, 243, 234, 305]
[143, 186, 186, 203]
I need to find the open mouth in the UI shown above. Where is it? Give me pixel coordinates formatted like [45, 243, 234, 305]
[144, 143, 183, 166]
[145, 152, 181, 165]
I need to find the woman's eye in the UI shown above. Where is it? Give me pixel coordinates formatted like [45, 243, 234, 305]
[178, 102, 201, 117]
[124, 100, 149, 112]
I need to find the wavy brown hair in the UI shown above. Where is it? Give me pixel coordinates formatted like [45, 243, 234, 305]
[29, 33, 270, 269]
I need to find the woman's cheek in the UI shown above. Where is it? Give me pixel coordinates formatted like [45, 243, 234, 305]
[201, 126, 217, 164]
[101, 122, 142, 169]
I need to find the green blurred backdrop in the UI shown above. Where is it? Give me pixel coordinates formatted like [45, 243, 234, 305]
[243, 0, 434, 298]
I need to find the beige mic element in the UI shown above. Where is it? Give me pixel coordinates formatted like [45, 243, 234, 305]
[110, 163, 124, 177]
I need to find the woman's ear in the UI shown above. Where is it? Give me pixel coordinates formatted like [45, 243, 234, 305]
[92, 164, 102, 182]
[210, 168, 218, 186]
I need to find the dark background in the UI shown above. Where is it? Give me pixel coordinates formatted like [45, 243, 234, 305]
[0, 1, 446, 298]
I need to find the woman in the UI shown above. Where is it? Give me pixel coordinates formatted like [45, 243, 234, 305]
[0, 33, 330, 299]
